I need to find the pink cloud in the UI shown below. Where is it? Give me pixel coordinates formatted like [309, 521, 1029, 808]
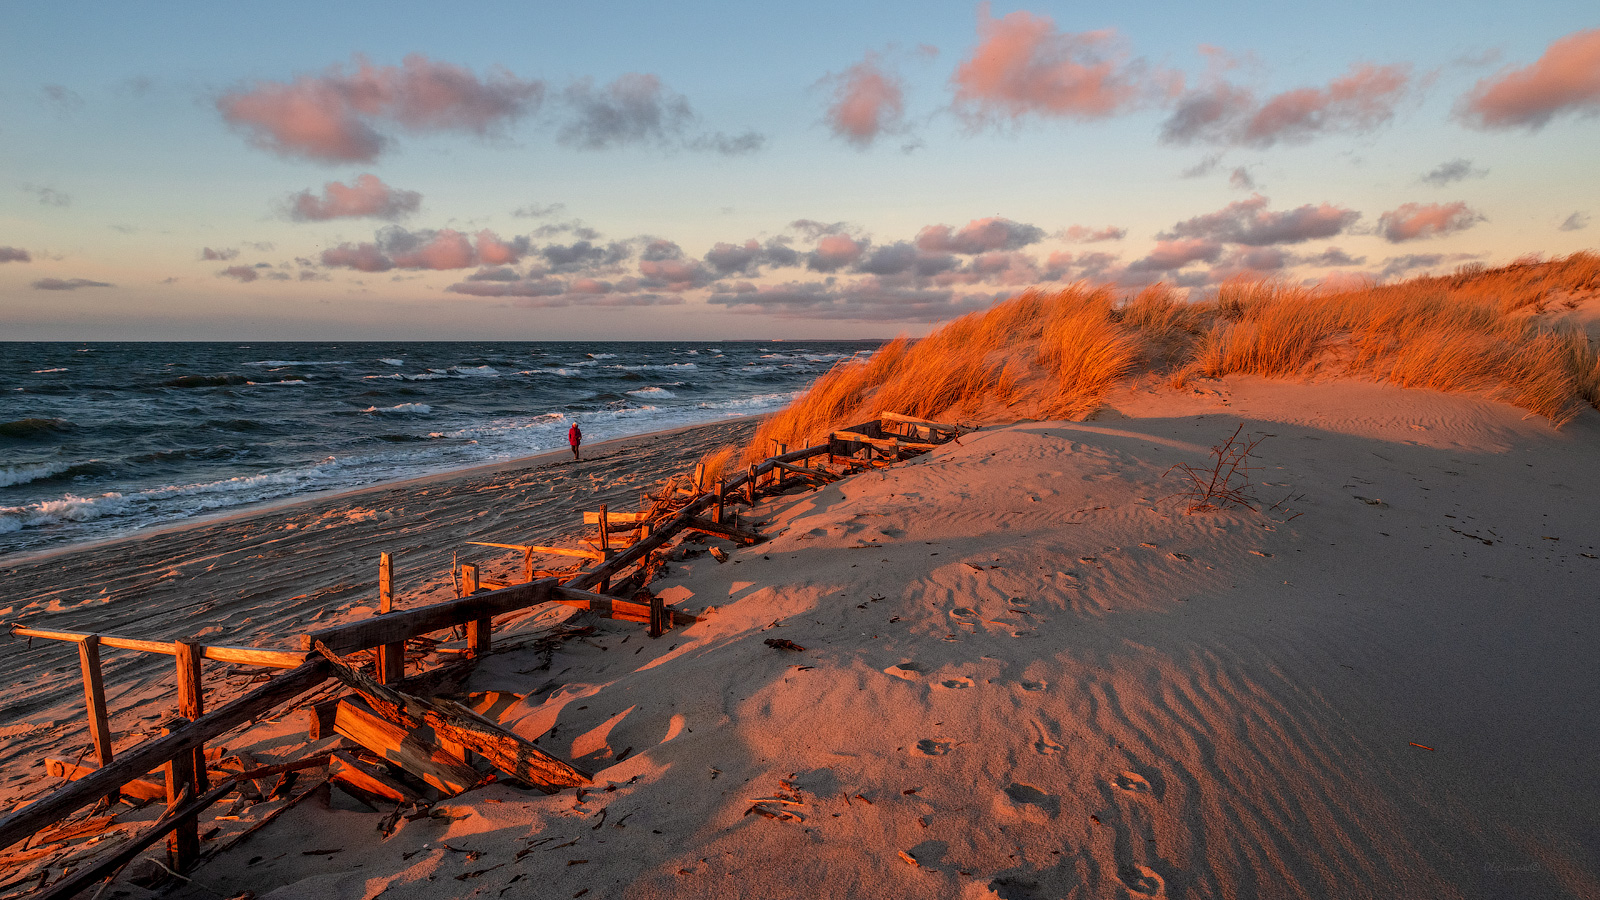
[1459, 28, 1600, 129]
[217, 54, 544, 162]
[638, 257, 710, 290]
[916, 217, 1045, 254]
[807, 234, 868, 272]
[288, 174, 421, 221]
[0, 247, 32, 263]
[220, 265, 260, 282]
[474, 229, 524, 265]
[952, 7, 1153, 122]
[1378, 202, 1485, 242]
[1128, 238, 1223, 272]
[320, 242, 394, 272]
[822, 53, 906, 147]
[390, 229, 475, 269]
[1161, 194, 1360, 246]
[1163, 63, 1410, 147]
[1058, 224, 1126, 243]
[321, 226, 527, 271]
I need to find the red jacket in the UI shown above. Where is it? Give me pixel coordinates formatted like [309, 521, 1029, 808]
[568, 423, 582, 446]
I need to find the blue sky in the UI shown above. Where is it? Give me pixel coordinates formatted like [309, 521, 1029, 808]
[2, 1, 1596, 339]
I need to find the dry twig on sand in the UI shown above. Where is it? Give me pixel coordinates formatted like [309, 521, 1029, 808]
[1165, 424, 1266, 514]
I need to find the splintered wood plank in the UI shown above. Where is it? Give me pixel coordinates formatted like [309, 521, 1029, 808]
[332, 699, 478, 796]
[44, 759, 166, 803]
[315, 644, 587, 794]
[330, 750, 415, 803]
[582, 511, 651, 524]
[303, 580, 553, 655]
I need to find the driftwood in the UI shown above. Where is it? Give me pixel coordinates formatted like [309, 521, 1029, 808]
[44, 760, 165, 804]
[330, 750, 416, 804]
[332, 698, 479, 796]
[683, 518, 765, 545]
[303, 580, 553, 655]
[314, 642, 588, 794]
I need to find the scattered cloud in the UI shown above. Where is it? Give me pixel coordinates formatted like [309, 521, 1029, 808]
[321, 226, 532, 271]
[1458, 28, 1600, 130]
[220, 265, 259, 282]
[1228, 167, 1256, 190]
[1058, 224, 1126, 242]
[1377, 201, 1484, 242]
[1127, 238, 1223, 272]
[1180, 154, 1223, 178]
[916, 217, 1046, 253]
[200, 247, 239, 261]
[1160, 194, 1360, 246]
[33, 277, 113, 290]
[1162, 63, 1411, 147]
[217, 54, 545, 162]
[1560, 211, 1590, 231]
[951, 6, 1168, 125]
[821, 52, 907, 148]
[708, 278, 1000, 322]
[687, 131, 765, 155]
[22, 185, 70, 207]
[0, 247, 31, 263]
[286, 174, 421, 221]
[1419, 158, 1487, 186]
[41, 84, 83, 110]
[512, 202, 565, 219]
[557, 73, 762, 155]
[807, 234, 869, 272]
[1379, 252, 1482, 279]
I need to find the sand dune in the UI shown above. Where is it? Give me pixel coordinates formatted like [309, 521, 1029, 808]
[6, 381, 1599, 899]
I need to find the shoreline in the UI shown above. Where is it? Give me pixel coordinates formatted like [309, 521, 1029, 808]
[0, 413, 765, 569]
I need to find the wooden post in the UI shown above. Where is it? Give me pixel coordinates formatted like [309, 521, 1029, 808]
[746, 465, 757, 505]
[162, 718, 199, 872]
[648, 596, 668, 638]
[173, 642, 207, 795]
[598, 505, 611, 557]
[523, 546, 534, 584]
[378, 552, 394, 614]
[462, 565, 490, 657]
[714, 477, 725, 524]
[693, 462, 705, 494]
[76, 635, 117, 806]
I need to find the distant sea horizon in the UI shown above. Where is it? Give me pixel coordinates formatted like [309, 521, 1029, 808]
[0, 340, 880, 558]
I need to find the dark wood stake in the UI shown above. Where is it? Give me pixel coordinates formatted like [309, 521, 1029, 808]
[161, 718, 199, 872]
[173, 641, 207, 795]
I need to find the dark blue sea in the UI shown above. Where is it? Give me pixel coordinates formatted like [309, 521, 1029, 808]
[0, 341, 878, 558]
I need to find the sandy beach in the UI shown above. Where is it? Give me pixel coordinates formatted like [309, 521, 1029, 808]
[5, 375, 1598, 899]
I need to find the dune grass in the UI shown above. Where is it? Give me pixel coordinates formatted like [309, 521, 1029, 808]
[740, 252, 1600, 460]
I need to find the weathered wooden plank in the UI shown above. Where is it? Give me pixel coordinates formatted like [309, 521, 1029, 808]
[162, 718, 199, 872]
[44, 759, 165, 803]
[582, 511, 651, 524]
[314, 643, 588, 794]
[0, 658, 330, 853]
[879, 411, 963, 433]
[330, 750, 415, 803]
[174, 641, 208, 798]
[466, 542, 603, 561]
[462, 565, 490, 657]
[76, 636, 113, 779]
[682, 517, 765, 545]
[552, 587, 701, 627]
[831, 431, 939, 452]
[302, 580, 552, 655]
[333, 698, 479, 796]
[564, 493, 717, 594]
[378, 552, 394, 614]
[12, 626, 307, 669]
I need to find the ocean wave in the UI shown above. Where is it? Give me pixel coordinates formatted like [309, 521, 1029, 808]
[378, 358, 404, 366]
[518, 367, 589, 377]
[0, 460, 75, 488]
[625, 387, 676, 399]
[605, 362, 698, 372]
[162, 374, 249, 388]
[244, 360, 351, 367]
[0, 418, 73, 440]
[31, 368, 68, 374]
[452, 366, 500, 377]
[697, 391, 802, 411]
[363, 403, 432, 416]
[586, 353, 618, 359]
[245, 379, 309, 387]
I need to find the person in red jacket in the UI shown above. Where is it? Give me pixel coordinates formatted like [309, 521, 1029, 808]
[568, 421, 582, 461]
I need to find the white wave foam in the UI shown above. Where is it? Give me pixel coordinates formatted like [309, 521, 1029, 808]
[0, 460, 74, 488]
[604, 362, 698, 372]
[245, 379, 309, 386]
[626, 387, 676, 399]
[364, 403, 432, 415]
[404, 373, 449, 381]
[378, 358, 404, 366]
[31, 368, 68, 374]
[452, 365, 500, 377]
[586, 353, 618, 359]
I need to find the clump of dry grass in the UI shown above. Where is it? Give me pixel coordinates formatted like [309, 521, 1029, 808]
[743, 252, 1600, 459]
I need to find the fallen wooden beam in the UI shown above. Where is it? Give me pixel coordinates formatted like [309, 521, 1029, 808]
[315, 642, 588, 794]
[333, 698, 479, 796]
[683, 517, 765, 545]
[330, 749, 416, 804]
[303, 579, 554, 655]
[466, 542, 603, 562]
[582, 511, 651, 525]
[879, 411, 965, 433]
[44, 759, 166, 804]
[0, 659, 330, 853]
[11, 626, 308, 669]
[831, 431, 939, 452]
[551, 586, 702, 627]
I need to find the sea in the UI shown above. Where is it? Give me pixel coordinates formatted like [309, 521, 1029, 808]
[0, 341, 879, 559]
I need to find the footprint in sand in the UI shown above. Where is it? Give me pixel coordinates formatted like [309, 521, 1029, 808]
[1002, 783, 1060, 817]
[1031, 722, 1063, 755]
[915, 739, 952, 756]
[1118, 865, 1165, 896]
[1020, 680, 1047, 692]
[885, 662, 921, 681]
[1115, 772, 1152, 793]
[938, 677, 974, 689]
[950, 607, 979, 620]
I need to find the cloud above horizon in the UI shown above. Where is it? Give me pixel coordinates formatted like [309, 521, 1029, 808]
[0, 247, 31, 263]
[821, 53, 907, 148]
[33, 277, 113, 290]
[951, 6, 1169, 125]
[1378, 201, 1484, 242]
[1160, 194, 1361, 246]
[1162, 63, 1411, 147]
[1458, 28, 1600, 130]
[321, 226, 532, 272]
[287, 174, 422, 221]
[1420, 158, 1488, 186]
[217, 54, 545, 162]
[558, 73, 764, 155]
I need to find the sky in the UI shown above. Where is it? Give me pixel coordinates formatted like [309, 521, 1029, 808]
[2, 1, 1597, 341]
